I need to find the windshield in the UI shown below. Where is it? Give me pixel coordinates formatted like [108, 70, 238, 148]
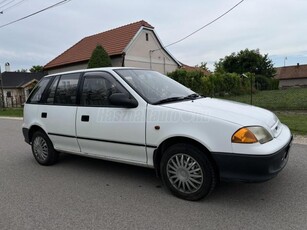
[114, 69, 196, 104]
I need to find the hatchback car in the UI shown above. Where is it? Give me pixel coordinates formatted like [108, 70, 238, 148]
[22, 68, 292, 200]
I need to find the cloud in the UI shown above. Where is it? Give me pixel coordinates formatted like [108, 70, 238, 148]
[0, 0, 306, 71]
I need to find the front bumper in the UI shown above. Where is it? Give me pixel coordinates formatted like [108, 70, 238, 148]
[212, 135, 293, 182]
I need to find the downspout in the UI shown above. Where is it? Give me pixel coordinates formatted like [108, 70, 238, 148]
[149, 50, 153, 70]
[121, 52, 126, 67]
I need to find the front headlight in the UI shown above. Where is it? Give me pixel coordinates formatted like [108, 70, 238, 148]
[232, 126, 273, 144]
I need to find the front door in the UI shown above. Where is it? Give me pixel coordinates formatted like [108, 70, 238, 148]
[76, 71, 147, 164]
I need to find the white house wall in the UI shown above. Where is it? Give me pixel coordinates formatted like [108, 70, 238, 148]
[47, 63, 88, 75]
[124, 29, 178, 74]
[47, 57, 123, 75]
[279, 78, 307, 88]
[2, 88, 24, 107]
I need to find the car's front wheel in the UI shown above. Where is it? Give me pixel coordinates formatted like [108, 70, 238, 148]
[160, 143, 216, 201]
[31, 131, 59, 166]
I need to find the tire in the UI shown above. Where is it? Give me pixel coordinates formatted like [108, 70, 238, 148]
[160, 143, 216, 201]
[31, 131, 59, 166]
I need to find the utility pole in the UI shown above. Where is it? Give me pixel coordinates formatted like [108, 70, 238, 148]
[0, 67, 4, 108]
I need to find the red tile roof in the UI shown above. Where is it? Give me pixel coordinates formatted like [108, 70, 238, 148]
[181, 63, 211, 75]
[44, 20, 154, 70]
[275, 64, 307, 80]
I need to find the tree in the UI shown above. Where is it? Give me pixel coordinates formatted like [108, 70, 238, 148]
[16, 69, 28, 72]
[30, 65, 44, 73]
[195, 62, 209, 72]
[214, 49, 275, 78]
[88, 45, 112, 68]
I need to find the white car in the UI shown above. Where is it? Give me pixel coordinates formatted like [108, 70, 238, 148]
[22, 68, 292, 200]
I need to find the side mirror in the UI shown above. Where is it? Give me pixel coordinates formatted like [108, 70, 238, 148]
[109, 93, 138, 108]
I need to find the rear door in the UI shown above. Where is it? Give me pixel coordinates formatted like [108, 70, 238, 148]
[38, 73, 81, 153]
[76, 71, 147, 163]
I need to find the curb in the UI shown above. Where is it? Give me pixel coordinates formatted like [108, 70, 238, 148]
[0, 116, 23, 120]
[293, 135, 307, 145]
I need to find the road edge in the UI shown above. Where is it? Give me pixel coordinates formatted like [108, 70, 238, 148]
[0, 116, 23, 120]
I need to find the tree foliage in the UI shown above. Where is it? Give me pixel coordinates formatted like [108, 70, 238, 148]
[16, 69, 28, 72]
[214, 49, 275, 78]
[30, 65, 44, 73]
[88, 45, 112, 68]
[195, 62, 209, 72]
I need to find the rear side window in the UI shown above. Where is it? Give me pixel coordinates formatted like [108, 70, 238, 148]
[27, 77, 51, 103]
[53, 73, 80, 105]
[45, 76, 60, 104]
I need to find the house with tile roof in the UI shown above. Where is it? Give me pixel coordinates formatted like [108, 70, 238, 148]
[275, 63, 307, 88]
[181, 63, 211, 76]
[0, 72, 45, 107]
[44, 20, 181, 75]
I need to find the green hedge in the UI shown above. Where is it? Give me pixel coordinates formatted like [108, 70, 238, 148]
[168, 69, 279, 96]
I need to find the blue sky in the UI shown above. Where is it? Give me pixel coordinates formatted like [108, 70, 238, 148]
[0, 0, 306, 71]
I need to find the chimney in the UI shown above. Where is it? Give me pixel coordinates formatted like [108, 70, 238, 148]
[5, 62, 10, 72]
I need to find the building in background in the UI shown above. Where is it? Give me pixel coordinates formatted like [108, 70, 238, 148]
[44, 20, 181, 74]
[275, 64, 307, 88]
[0, 72, 45, 108]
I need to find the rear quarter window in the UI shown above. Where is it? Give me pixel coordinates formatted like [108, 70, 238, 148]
[27, 77, 51, 104]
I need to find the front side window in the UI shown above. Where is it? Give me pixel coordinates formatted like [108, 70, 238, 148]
[81, 72, 127, 106]
[27, 77, 51, 103]
[54, 73, 80, 105]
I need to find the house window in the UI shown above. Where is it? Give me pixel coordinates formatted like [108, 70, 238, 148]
[146, 33, 149, 41]
[6, 91, 12, 97]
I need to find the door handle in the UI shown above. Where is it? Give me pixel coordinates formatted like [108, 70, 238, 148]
[81, 115, 90, 122]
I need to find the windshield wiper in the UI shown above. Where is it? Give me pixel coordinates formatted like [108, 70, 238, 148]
[183, 93, 201, 100]
[153, 94, 202, 105]
[153, 97, 185, 105]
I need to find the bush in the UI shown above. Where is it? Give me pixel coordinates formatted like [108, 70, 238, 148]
[255, 75, 280, 90]
[168, 69, 252, 96]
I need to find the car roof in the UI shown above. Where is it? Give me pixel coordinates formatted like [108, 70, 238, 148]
[45, 67, 144, 77]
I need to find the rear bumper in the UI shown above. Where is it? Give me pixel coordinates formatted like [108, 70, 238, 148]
[212, 135, 293, 182]
[22, 127, 30, 144]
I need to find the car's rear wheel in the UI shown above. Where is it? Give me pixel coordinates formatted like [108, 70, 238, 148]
[160, 143, 216, 201]
[31, 131, 59, 166]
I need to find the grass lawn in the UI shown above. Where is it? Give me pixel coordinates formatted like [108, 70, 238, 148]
[276, 111, 307, 136]
[0, 108, 23, 117]
[220, 88, 307, 135]
[221, 88, 307, 110]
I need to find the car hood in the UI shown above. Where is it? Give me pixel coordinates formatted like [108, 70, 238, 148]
[161, 98, 278, 128]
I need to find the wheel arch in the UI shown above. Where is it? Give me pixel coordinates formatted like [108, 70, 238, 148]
[28, 125, 48, 144]
[153, 136, 219, 179]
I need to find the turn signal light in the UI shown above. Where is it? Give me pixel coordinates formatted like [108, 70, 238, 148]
[232, 128, 258, 143]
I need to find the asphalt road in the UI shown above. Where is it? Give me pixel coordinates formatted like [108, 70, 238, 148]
[0, 118, 306, 230]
